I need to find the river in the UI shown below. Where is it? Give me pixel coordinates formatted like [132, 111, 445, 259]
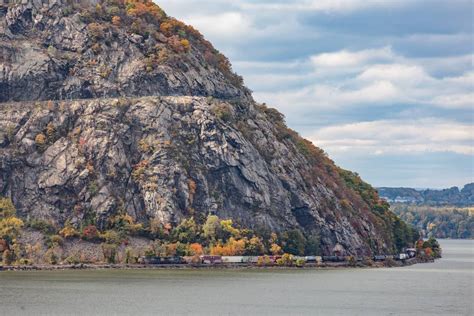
[0, 239, 472, 315]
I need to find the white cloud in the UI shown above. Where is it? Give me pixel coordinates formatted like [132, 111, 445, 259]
[158, 1, 314, 46]
[183, 12, 253, 39]
[254, 80, 400, 112]
[431, 93, 474, 109]
[310, 119, 474, 156]
[311, 47, 395, 68]
[252, 48, 473, 111]
[357, 64, 428, 83]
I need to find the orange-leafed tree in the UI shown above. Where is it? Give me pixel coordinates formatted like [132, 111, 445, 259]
[125, 0, 165, 21]
[210, 238, 246, 256]
[189, 243, 203, 256]
[112, 16, 121, 26]
[82, 225, 100, 241]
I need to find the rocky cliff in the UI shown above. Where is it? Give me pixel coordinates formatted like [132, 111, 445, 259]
[0, 0, 250, 102]
[0, 0, 416, 257]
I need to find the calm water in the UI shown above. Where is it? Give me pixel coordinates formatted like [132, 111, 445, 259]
[0, 239, 472, 316]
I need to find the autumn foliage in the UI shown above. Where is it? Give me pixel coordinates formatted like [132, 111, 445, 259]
[111, 15, 121, 26]
[0, 198, 24, 247]
[59, 226, 79, 239]
[125, 0, 165, 21]
[81, 225, 100, 241]
[70, 0, 245, 88]
[189, 243, 203, 256]
[211, 238, 246, 256]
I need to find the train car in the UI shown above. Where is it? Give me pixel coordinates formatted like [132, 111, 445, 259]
[322, 256, 346, 262]
[241, 256, 259, 264]
[139, 256, 186, 265]
[200, 255, 223, 264]
[182, 256, 201, 264]
[304, 256, 322, 263]
[395, 253, 409, 260]
[222, 256, 245, 263]
[373, 255, 386, 261]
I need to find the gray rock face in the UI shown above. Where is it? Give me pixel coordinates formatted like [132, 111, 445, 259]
[0, 1, 406, 256]
[0, 1, 251, 102]
[1, 97, 393, 255]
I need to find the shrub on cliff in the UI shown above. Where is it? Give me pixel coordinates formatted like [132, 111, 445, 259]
[0, 198, 24, 249]
[108, 214, 143, 236]
[101, 230, 121, 245]
[81, 225, 100, 241]
[87, 23, 106, 40]
[26, 219, 56, 235]
[2, 249, 14, 265]
[44, 248, 60, 265]
[101, 244, 117, 264]
[34, 133, 47, 150]
[59, 226, 79, 239]
[46, 235, 64, 248]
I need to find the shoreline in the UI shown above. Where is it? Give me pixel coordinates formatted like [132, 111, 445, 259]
[0, 257, 434, 272]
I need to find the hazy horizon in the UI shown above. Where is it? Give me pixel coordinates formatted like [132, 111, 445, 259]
[158, 0, 473, 189]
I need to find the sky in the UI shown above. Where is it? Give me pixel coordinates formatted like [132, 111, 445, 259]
[157, 0, 473, 189]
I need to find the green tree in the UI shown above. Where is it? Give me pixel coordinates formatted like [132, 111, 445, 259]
[202, 214, 220, 242]
[218, 219, 240, 241]
[171, 218, 198, 243]
[304, 234, 321, 255]
[0, 197, 16, 218]
[0, 198, 24, 247]
[392, 217, 408, 252]
[245, 236, 265, 256]
[282, 229, 306, 256]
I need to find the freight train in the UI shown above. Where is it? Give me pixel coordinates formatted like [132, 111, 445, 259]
[138, 251, 415, 266]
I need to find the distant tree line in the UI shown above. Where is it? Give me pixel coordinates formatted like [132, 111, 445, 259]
[378, 183, 474, 207]
[392, 204, 474, 239]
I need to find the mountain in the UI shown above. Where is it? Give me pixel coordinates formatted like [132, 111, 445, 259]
[378, 183, 474, 207]
[0, 0, 417, 259]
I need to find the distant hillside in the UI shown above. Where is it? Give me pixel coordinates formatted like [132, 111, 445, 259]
[392, 204, 474, 239]
[378, 183, 474, 206]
